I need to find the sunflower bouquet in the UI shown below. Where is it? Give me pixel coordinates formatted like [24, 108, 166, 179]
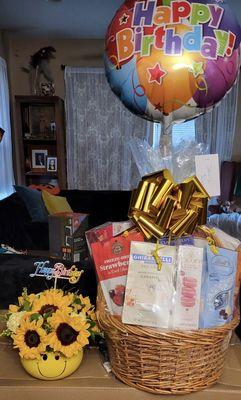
[1, 288, 100, 360]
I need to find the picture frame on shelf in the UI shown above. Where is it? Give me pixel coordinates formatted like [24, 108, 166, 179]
[31, 149, 48, 171]
[29, 105, 56, 140]
[46, 156, 57, 172]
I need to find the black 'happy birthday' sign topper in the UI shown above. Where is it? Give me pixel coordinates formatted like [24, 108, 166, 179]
[30, 260, 84, 289]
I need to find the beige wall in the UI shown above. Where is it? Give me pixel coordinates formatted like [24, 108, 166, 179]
[7, 34, 105, 100]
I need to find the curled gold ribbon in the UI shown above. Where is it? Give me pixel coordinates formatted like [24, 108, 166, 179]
[198, 226, 220, 254]
[152, 242, 163, 271]
[129, 170, 210, 240]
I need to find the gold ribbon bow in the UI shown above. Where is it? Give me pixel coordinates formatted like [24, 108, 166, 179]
[129, 169, 209, 240]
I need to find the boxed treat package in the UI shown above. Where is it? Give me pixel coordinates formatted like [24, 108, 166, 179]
[122, 241, 177, 328]
[194, 230, 240, 329]
[200, 246, 238, 328]
[85, 221, 134, 256]
[89, 227, 143, 316]
[49, 212, 89, 262]
[122, 242, 204, 330]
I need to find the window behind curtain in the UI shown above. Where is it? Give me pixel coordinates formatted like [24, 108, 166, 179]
[64, 67, 148, 190]
[0, 57, 14, 200]
[153, 119, 196, 148]
[172, 119, 196, 147]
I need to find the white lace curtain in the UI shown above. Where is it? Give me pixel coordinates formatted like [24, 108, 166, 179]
[195, 77, 239, 162]
[0, 57, 14, 200]
[64, 67, 148, 190]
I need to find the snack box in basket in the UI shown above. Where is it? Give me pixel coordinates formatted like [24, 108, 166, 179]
[87, 222, 143, 316]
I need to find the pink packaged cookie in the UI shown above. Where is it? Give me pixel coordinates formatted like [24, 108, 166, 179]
[181, 277, 197, 307]
[173, 246, 204, 330]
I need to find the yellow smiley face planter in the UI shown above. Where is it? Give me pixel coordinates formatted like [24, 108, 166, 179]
[21, 350, 83, 380]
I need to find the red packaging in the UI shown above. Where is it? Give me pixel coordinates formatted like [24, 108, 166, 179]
[86, 221, 133, 256]
[90, 228, 143, 316]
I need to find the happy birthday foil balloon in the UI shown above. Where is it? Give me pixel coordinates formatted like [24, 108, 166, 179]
[105, 0, 241, 124]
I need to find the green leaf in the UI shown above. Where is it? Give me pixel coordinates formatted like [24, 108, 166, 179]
[90, 330, 103, 341]
[90, 332, 96, 341]
[22, 300, 32, 312]
[73, 298, 82, 306]
[43, 323, 52, 334]
[30, 313, 41, 322]
[87, 320, 96, 328]
[0, 329, 12, 337]
[0, 313, 8, 322]
[22, 287, 28, 298]
[43, 312, 52, 320]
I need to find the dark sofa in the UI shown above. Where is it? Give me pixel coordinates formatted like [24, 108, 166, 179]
[0, 192, 48, 251]
[0, 190, 132, 251]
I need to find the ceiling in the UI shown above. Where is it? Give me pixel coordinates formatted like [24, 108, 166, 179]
[0, 0, 240, 39]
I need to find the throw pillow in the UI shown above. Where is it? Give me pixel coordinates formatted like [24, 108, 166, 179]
[29, 184, 60, 195]
[14, 185, 49, 223]
[42, 190, 73, 215]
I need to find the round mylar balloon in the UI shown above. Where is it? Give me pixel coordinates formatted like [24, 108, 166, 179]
[105, 0, 241, 124]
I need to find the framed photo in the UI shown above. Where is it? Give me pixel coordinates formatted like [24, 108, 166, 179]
[46, 156, 57, 172]
[32, 149, 48, 170]
[28, 105, 55, 139]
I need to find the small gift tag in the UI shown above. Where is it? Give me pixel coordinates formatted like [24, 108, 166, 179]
[195, 154, 220, 197]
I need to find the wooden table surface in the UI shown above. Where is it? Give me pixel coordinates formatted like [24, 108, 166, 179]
[0, 333, 241, 400]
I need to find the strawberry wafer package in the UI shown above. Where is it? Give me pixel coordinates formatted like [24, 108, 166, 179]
[86, 221, 133, 257]
[89, 227, 143, 316]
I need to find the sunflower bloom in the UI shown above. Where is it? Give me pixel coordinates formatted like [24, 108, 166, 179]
[87, 309, 97, 321]
[18, 293, 36, 307]
[47, 310, 90, 358]
[9, 305, 19, 313]
[73, 294, 92, 314]
[32, 289, 72, 316]
[13, 317, 47, 359]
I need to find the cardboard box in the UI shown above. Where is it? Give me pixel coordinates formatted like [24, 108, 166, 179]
[0, 333, 241, 400]
[49, 212, 89, 262]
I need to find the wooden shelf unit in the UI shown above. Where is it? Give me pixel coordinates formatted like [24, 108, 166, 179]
[14, 96, 67, 189]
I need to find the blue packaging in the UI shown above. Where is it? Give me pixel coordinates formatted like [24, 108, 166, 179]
[159, 236, 194, 246]
[200, 246, 238, 328]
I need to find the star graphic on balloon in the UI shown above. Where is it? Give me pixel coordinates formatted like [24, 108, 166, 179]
[148, 63, 167, 85]
[119, 13, 129, 25]
[189, 61, 204, 78]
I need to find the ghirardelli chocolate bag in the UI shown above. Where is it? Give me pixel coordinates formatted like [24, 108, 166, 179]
[90, 229, 143, 316]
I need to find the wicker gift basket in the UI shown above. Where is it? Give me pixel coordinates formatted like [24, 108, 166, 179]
[97, 287, 239, 395]
[94, 171, 240, 394]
